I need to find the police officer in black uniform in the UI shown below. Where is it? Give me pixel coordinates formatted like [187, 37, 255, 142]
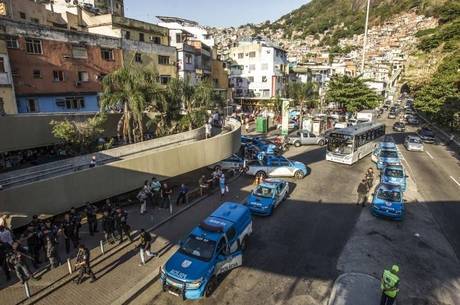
[114, 208, 132, 244]
[61, 213, 78, 254]
[101, 211, 116, 244]
[85, 202, 98, 236]
[21, 225, 41, 268]
[74, 244, 96, 284]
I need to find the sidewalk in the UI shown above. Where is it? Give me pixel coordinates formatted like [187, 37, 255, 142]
[328, 273, 383, 305]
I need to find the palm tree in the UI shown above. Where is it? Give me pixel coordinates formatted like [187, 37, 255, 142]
[100, 65, 163, 143]
[286, 81, 318, 130]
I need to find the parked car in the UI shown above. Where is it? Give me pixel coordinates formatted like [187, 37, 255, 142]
[277, 120, 299, 130]
[209, 154, 245, 171]
[388, 112, 397, 119]
[245, 179, 289, 216]
[417, 127, 435, 143]
[392, 122, 406, 132]
[375, 149, 401, 170]
[404, 135, 424, 152]
[245, 155, 309, 180]
[371, 183, 405, 221]
[286, 130, 326, 147]
[406, 115, 420, 125]
[380, 165, 407, 192]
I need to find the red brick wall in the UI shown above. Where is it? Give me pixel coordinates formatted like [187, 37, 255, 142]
[9, 37, 123, 96]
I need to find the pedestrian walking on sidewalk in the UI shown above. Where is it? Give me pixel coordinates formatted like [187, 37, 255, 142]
[161, 183, 173, 212]
[176, 184, 188, 206]
[380, 265, 400, 305]
[137, 229, 155, 266]
[150, 177, 161, 207]
[199, 175, 209, 196]
[357, 179, 369, 207]
[137, 189, 148, 215]
[101, 211, 116, 244]
[89, 155, 97, 168]
[74, 244, 96, 284]
[44, 232, 60, 270]
[70, 207, 82, 241]
[205, 122, 212, 139]
[366, 168, 374, 189]
[114, 208, 132, 244]
[8, 242, 37, 284]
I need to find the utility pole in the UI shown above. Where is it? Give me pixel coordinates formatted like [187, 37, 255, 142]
[360, 0, 371, 74]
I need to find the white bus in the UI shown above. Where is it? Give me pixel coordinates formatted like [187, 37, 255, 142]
[326, 122, 386, 165]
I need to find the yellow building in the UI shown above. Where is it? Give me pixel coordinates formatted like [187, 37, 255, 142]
[0, 38, 16, 114]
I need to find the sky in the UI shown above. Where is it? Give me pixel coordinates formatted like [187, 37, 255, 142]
[124, 0, 309, 27]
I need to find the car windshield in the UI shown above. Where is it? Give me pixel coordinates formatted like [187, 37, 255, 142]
[385, 168, 404, 178]
[421, 130, 434, 137]
[254, 185, 274, 198]
[377, 189, 401, 202]
[179, 235, 216, 262]
[327, 133, 353, 155]
[409, 138, 421, 144]
[380, 150, 398, 158]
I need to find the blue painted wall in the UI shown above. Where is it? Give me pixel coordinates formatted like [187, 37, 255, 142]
[17, 95, 100, 113]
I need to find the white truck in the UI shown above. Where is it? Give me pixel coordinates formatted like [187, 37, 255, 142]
[357, 110, 378, 123]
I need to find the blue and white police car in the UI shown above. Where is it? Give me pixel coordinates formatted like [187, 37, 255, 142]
[380, 165, 407, 192]
[371, 183, 405, 221]
[245, 179, 289, 216]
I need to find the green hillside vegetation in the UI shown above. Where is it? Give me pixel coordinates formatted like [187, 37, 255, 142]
[261, 0, 446, 43]
[413, 2, 460, 129]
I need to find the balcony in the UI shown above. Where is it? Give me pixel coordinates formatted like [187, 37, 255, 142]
[0, 72, 12, 86]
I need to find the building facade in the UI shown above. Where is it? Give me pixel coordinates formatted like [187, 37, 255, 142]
[0, 37, 16, 114]
[229, 37, 288, 99]
[2, 18, 123, 113]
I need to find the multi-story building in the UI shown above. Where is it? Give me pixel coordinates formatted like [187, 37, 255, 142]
[229, 37, 288, 99]
[48, 0, 124, 17]
[2, 18, 123, 113]
[157, 16, 214, 47]
[0, 36, 16, 114]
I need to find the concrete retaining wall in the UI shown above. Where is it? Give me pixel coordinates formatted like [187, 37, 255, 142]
[0, 120, 241, 225]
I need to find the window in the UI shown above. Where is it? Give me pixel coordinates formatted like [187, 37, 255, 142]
[6, 36, 19, 49]
[160, 75, 170, 85]
[53, 70, 64, 82]
[65, 97, 85, 110]
[238, 53, 244, 59]
[78, 71, 89, 82]
[25, 38, 42, 54]
[262, 89, 270, 97]
[72, 47, 88, 59]
[151, 36, 161, 44]
[56, 98, 65, 108]
[262, 76, 268, 83]
[158, 55, 169, 65]
[31, 18, 39, 23]
[19, 12, 26, 19]
[125, 31, 130, 39]
[0, 58, 4, 73]
[185, 54, 192, 64]
[261, 63, 269, 70]
[248, 76, 254, 82]
[135, 53, 142, 63]
[33, 70, 41, 79]
[27, 99, 38, 112]
[176, 33, 182, 43]
[139, 33, 144, 42]
[249, 64, 255, 72]
[101, 48, 113, 61]
[249, 51, 256, 58]
[226, 227, 236, 241]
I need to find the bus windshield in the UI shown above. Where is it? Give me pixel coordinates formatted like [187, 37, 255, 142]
[327, 133, 354, 155]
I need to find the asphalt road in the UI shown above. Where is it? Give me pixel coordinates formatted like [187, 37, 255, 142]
[138, 118, 459, 305]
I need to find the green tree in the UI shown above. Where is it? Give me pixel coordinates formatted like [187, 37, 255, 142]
[101, 65, 163, 144]
[286, 81, 318, 129]
[325, 75, 381, 113]
[50, 115, 107, 154]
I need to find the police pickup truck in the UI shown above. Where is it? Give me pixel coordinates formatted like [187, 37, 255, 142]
[160, 202, 252, 300]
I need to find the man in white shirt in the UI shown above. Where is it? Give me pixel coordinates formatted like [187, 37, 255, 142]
[0, 225, 13, 245]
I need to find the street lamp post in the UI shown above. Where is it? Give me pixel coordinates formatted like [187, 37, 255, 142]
[360, 0, 371, 74]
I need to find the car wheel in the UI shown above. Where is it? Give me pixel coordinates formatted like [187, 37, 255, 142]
[294, 170, 304, 179]
[294, 141, 301, 147]
[318, 140, 325, 146]
[256, 171, 267, 179]
[205, 276, 218, 297]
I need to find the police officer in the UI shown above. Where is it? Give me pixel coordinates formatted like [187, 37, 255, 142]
[69, 207, 82, 241]
[85, 202, 98, 236]
[137, 229, 155, 265]
[114, 208, 132, 244]
[101, 211, 116, 244]
[0, 240, 12, 281]
[44, 232, 60, 270]
[74, 244, 96, 284]
[61, 213, 78, 254]
[21, 225, 41, 268]
[366, 168, 375, 189]
[356, 179, 369, 207]
[380, 265, 400, 305]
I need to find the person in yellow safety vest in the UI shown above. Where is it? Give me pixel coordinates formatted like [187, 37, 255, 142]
[380, 265, 400, 305]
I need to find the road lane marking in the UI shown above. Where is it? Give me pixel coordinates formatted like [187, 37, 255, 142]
[450, 176, 460, 187]
[425, 150, 434, 159]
